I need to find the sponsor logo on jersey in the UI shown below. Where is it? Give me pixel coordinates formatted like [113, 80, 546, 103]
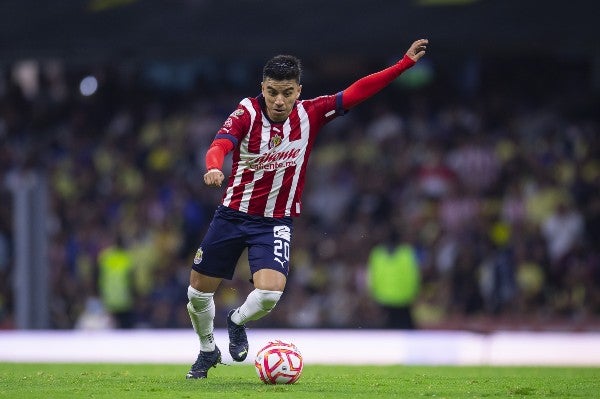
[248, 148, 302, 171]
[254, 148, 301, 164]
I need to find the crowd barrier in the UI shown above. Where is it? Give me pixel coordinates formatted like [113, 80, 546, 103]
[1, 329, 599, 366]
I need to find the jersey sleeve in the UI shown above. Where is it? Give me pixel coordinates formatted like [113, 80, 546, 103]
[205, 100, 252, 170]
[341, 55, 415, 109]
[305, 92, 346, 124]
[214, 101, 252, 147]
[205, 139, 234, 171]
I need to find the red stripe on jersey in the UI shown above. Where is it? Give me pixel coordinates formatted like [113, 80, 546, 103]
[287, 108, 302, 142]
[226, 144, 241, 190]
[274, 167, 297, 215]
[227, 169, 255, 210]
[247, 170, 276, 214]
[291, 157, 309, 215]
[247, 118, 263, 154]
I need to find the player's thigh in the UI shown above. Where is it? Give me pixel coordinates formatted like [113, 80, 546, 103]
[247, 224, 292, 279]
[192, 215, 246, 280]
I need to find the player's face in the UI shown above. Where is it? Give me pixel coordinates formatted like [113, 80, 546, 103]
[261, 78, 302, 122]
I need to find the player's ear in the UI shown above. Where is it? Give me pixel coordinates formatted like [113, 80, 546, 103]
[296, 84, 302, 98]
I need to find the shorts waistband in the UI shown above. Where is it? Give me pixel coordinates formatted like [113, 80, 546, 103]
[216, 205, 293, 226]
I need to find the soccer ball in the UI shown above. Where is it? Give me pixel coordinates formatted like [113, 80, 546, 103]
[254, 340, 303, 384]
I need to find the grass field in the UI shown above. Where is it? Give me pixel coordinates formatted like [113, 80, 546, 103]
[1, 363, 599, 398]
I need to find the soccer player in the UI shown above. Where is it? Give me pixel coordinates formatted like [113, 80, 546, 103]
[185, 39, 428, 379]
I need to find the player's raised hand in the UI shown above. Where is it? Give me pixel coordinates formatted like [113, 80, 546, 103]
[406, 39, 428, 61]
[204, 169, 225, 187]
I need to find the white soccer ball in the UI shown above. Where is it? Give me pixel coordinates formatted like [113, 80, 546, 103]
[254, 340, 303, 384]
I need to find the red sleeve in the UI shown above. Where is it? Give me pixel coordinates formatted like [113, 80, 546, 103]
[205, 138, 234, 171]
[342, 55, 416, 109]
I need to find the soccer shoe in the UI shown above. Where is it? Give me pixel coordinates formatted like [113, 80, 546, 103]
[227, 309, 249, 362]
[186, 346, 222, 379]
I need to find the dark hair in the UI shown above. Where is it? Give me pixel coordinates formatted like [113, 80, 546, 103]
[262, 55, 302, 83]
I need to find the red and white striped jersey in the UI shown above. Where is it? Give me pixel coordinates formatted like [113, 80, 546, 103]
[215, 93, 345, 218]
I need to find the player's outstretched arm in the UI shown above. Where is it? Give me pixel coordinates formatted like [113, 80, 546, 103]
[342, 39, 428, 109]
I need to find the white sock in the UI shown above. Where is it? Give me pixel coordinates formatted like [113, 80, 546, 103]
[231, 289, 283, 325]
[187, 286, 215, 352]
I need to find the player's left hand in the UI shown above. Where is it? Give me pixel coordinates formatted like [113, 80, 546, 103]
[406, 39, 428, 61]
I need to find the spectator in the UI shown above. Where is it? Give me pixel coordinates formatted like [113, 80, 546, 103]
[97, 236, 135, 328]
[366, 228, 421, 329]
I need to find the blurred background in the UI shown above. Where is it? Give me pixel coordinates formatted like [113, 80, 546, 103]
[0, 0, 598, 333]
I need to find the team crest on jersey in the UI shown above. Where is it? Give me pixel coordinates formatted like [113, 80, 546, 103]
[193, 247, 203, 264]
[223, 117, 233, 128]
[269, 134, 283, 149]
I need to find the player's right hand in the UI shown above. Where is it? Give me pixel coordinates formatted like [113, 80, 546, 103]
[406, 39, 428, 62]
[204, 169, 225, 187]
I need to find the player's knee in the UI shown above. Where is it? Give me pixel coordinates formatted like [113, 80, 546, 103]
[255, 289, 283, 312]
[187, 285, 214, 312]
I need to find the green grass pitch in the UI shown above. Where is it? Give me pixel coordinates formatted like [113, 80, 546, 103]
[1, 363, 598, 398]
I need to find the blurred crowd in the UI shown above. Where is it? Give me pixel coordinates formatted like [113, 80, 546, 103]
[0, 55, 598, 331]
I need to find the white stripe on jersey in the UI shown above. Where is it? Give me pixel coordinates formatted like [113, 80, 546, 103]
[284, 103, 310, 215]
[264, 117, 292, 217]
[223, 99, 256, 208]
[238, 114, 271, 213]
